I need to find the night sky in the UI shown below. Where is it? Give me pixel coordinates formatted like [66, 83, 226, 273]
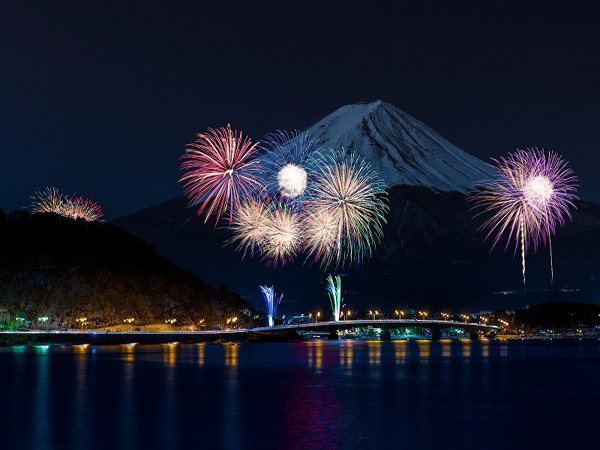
[1, 1, 598, 219]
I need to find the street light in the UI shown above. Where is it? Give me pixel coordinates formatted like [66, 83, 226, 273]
[77, 317, 88, 330]
[38, 316, 49, 331]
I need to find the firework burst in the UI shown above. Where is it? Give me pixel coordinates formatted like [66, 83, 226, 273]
[62, 195, 105, 222]
[522, 148, 578, 284]
[31, 187, 104, 221]
[228, 197, 271, 256]
[259, 285, 283, 327]
[469, 148, 577, 287]
[305, 150, 388, 267]
[260, 130, 322, 200]
[261, 203, 303, 266]
[180, 125, 263, 225]
[31, 187, 64, 214]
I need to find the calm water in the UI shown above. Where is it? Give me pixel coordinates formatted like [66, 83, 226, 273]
[0, 339, 598, 449]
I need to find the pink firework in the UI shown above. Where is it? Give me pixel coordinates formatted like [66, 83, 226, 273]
[521, 148, 578, 284]
[31, 187, 104, 222]
[62, 195, 105, 222]
[522, 148, 578, 236]
[470, 148, 577, 287]
[180, 125, 263, 225]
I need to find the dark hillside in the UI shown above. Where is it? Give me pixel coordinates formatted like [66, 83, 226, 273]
[0, 209, 253, 329]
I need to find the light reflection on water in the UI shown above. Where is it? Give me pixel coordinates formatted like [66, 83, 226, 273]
[0, 340, 599, 449]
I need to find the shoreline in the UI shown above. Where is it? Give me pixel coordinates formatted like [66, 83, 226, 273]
[0, 330, 597, 346]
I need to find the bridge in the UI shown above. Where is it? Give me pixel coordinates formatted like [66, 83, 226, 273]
[249, 319, 499, 341]
[0, 319, 499, 345]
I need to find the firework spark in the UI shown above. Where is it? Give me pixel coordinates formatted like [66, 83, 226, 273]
[261, 204, 303, 266]
[62, 195, 105, 222]
[305, 150, 388, 267]
[260, 130, 322, 200]
[180, 125, 263, 225]
[522, 148, 578, 284]
[228, 198, 271, 256]
[259, 285, 283, 327]
[31, 187, 104, 222]
[326, 274, 342, 322]
[469, 148, 577, 287]
[31, 187, 64, 214]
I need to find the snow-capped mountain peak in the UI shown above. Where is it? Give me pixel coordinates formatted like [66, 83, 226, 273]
[305, 100, 493, 192]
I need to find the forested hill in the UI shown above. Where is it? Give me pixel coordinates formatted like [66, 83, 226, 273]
[0, 209, 254, 329]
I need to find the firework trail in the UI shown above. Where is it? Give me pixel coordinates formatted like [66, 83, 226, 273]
[521, 148, 578, 285]
[180, 125, 263, 225]
[326, 274, 342, 322]
[31, 187, 64, 214]
[305, 150, 388, 268]
[259, 285, 283, 326]
[260, 130, 322, 200]
[31, 187, 104, 221]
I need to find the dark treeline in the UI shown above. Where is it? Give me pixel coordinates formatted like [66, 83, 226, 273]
[513, 302, 600, 329]
[0, 209, 255, 328]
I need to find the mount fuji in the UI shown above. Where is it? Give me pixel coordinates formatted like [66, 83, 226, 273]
[114, 101, 600, 312]
[306, 100, 493, 192]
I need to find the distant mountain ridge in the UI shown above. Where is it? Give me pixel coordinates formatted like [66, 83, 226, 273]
[306, 100, 493, 192]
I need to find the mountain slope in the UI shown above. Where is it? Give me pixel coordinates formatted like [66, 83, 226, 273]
[306, 100, 493, 192]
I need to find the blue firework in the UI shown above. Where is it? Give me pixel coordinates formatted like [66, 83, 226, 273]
[259, 130, 322, 200]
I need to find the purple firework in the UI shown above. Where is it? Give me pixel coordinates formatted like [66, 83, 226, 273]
[470, 148, 577, 287]
[521, 148, 578, 284]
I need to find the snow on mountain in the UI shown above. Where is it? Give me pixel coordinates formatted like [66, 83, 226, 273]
[305, 100, 493, 193]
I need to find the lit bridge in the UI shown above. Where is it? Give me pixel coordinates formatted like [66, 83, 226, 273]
[0, 319, 499, 345]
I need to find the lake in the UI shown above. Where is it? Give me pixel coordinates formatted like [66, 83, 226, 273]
[0, 339, 598, 449]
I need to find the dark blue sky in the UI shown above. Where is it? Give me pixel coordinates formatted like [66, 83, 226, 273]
[1, 1, 598, 218]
